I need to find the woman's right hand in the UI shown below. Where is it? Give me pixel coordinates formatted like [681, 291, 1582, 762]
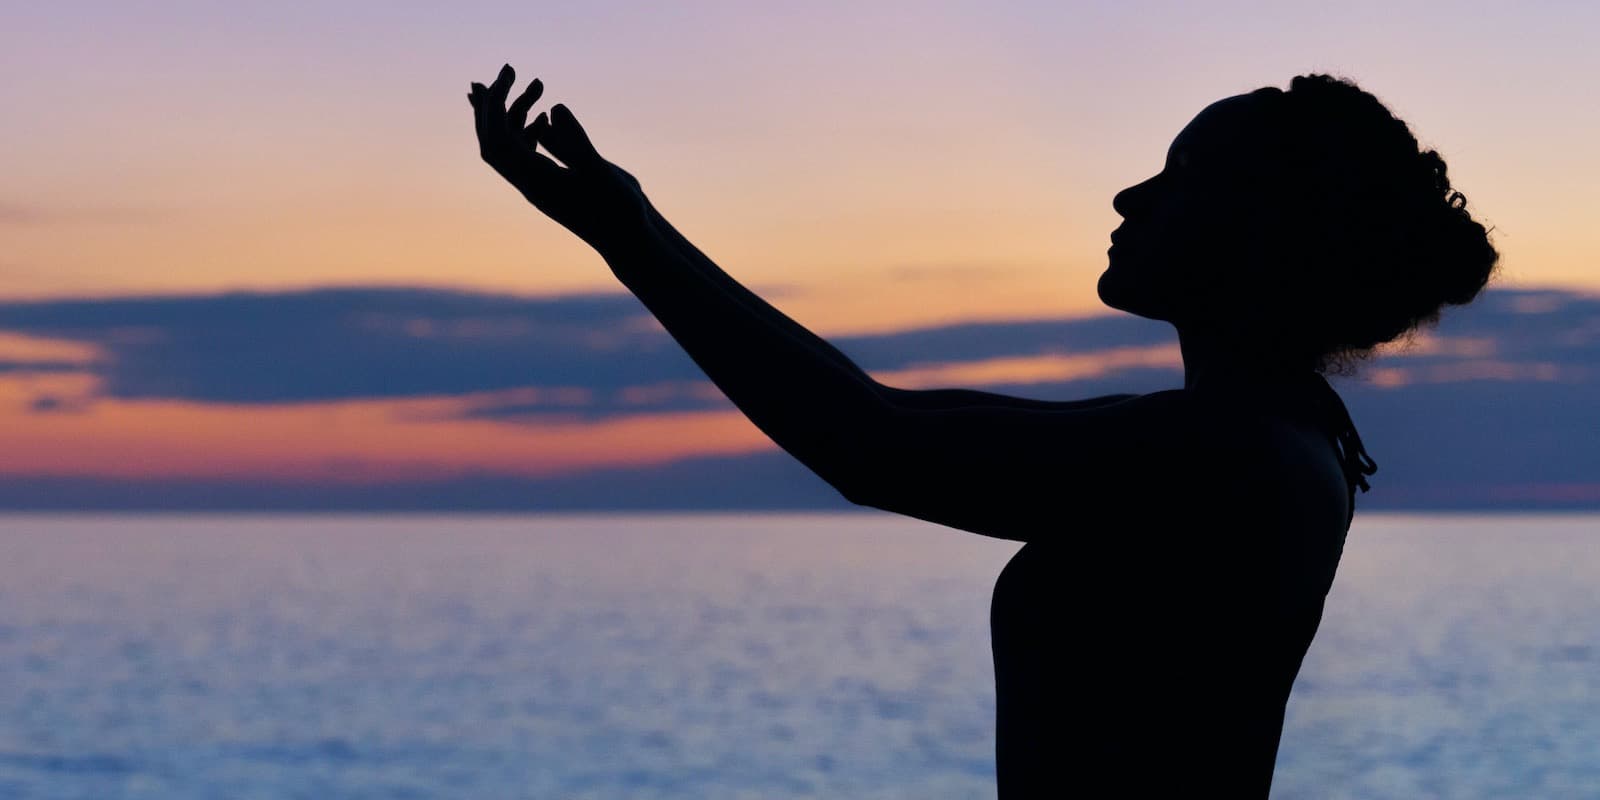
[469, 64, 650, 253]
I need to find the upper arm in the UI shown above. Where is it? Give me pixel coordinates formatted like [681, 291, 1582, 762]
[877, 385, 1142, 413]
[834, 389, 1226, 543]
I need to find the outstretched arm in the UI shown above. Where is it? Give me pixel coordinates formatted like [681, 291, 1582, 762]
[469, 65, 1159, 530]
[470, 65, 895, 498]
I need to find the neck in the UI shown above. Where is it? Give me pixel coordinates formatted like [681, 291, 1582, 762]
[1176, 324, 1314, 394]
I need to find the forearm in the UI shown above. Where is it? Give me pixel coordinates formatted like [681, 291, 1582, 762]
[595, 208, 892, 493]
[642, 203, 885, 389]
[639, 204, 1137, 416]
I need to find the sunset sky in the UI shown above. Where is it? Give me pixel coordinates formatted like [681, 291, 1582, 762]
[3, 1, 1597, 505]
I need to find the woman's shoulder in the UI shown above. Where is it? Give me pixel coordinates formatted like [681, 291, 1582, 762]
[1179, 384, 1353, 529]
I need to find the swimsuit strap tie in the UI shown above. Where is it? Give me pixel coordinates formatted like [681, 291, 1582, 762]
[1309, 373, 1378, 494]
[1336, 426, 1378, 493]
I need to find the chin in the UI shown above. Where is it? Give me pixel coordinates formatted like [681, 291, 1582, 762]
[1097, 267, 1170, 321]
[1095, 270, 1125, 311]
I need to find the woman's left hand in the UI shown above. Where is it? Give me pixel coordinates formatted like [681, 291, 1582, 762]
[469, 64, 650, 252]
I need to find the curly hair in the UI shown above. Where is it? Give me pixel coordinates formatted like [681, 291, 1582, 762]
[1243, 74, 1500, 375]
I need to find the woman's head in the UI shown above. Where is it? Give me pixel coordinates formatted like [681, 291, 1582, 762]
[1098, 74, 1500, 374]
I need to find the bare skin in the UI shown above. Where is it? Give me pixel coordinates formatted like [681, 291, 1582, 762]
[469, 65, 1364, 797]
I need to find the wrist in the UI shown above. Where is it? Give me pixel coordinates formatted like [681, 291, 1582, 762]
[592, 204, 662, 267]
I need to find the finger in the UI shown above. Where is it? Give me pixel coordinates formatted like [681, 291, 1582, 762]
[488, 63, 515, 106]
[507, 77, 543, 131]
[479, 72, 510, 136]
[472, 84, 507, 164]
[491, 145, 565, 184]
[520, 148, 566, 184]
[471, 82, 489, 139]
[524, 111, 550, 149]
[545, 103, 602, 169]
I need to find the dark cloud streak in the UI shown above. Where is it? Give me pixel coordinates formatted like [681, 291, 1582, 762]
[0, 285, 1179, 411]
[0, 284, 1597, 508]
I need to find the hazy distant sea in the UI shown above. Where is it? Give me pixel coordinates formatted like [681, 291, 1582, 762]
[1, 512, 1596, 799]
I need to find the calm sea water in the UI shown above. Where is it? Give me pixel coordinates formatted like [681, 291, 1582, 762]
[0, 512, 1596, 799]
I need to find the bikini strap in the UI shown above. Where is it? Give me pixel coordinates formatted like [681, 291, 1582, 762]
[1310, 374, 1378, 495]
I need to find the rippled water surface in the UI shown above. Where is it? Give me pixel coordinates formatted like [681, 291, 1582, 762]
[0, 512, 1596, 799]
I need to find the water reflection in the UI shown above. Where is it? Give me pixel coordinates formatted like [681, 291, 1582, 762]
[0, 513, 1596, 798]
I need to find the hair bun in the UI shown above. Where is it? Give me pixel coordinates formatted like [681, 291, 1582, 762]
[1253, 74, 1500, 374]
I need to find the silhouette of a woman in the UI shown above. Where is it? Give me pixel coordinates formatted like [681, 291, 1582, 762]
[469, 67, 1498, 797]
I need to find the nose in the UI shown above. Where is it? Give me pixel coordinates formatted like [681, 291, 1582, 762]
[1112, 174, 1158, 219]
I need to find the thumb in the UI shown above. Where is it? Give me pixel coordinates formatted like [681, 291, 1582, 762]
[545, 103, 604, 169]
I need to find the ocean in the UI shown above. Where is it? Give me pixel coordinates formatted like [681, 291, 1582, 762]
[0, 512, 1596, 799]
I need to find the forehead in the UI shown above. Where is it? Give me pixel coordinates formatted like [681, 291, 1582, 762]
[1168, 94, 1270, 161]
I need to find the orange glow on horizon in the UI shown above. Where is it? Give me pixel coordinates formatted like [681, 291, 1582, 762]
[871, 344, 1182, 389]
[0, 333, 103, 364]
[0, 391, 775, 483]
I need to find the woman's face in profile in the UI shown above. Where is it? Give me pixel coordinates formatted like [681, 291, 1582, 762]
[1098, 93, 1275, 325]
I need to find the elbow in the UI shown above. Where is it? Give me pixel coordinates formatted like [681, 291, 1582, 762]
[800, 444, 886, 510]
[787, 395, 900, 509]
[833, 477, 877, 509]
[806, 452, 877, 508]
